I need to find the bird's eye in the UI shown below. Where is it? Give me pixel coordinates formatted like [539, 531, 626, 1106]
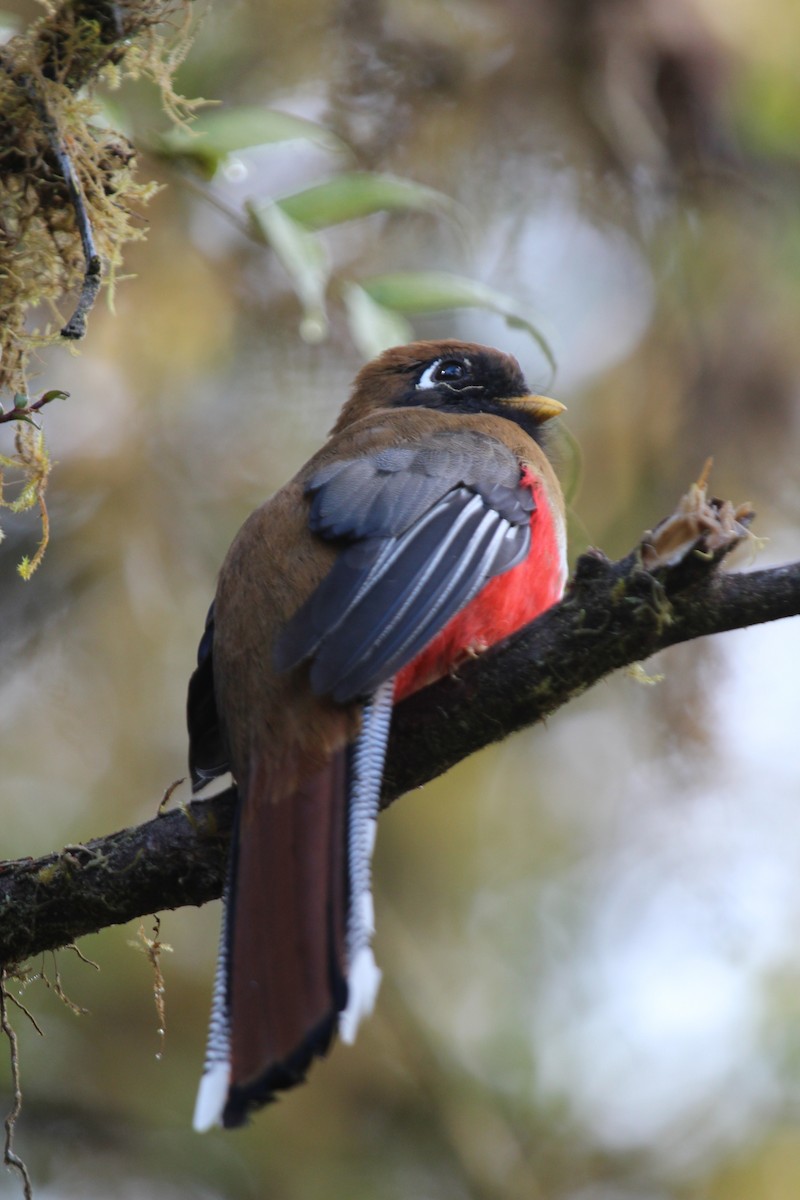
[417, 358, 470, 390]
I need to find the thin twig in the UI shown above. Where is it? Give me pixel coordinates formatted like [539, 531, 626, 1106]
[63, 943, 99, 970]
[59, 254, 103, 340]
[44, 119, 102, 339]
[130, 917, 172, 1060]
[12, 69, 103, 340]
[4, 991, 44, 1039]
[0, 973, 33, 1200]
[0, 390, 68, 426]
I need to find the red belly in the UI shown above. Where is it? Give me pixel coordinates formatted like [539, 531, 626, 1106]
[394, 473, 564, 702]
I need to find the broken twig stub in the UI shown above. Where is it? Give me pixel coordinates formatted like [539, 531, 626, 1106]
[641, 462, 755, 571]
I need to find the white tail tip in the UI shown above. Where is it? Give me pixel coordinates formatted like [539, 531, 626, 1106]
[192, 1062, 230, 1132]
[339, 946, 382, 1045]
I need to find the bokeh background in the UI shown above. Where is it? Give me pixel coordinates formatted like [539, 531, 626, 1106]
[3, 0, 800, 1196]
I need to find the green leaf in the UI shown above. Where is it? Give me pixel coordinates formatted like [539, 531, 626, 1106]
[248, 201, 331, 342]
[360, 271, 556, 374]
[154, 107, 346, 178]
[341, 283, 414, 359]
[277, 172, 461, 231]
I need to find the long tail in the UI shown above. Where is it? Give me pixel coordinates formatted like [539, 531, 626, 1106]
[192, 678, 395, 1130]
[192, 870, 233, 1131]
[340, 679, 394, 1042]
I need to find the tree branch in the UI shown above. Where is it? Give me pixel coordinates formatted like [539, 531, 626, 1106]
[1, 482, 797, 968]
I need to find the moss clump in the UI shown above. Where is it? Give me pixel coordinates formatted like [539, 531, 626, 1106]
[0, 1, 198, 572]
[0, 0, 196, 397]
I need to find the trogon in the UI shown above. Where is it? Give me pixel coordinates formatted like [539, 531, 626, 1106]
[188, 340, 567, 1129]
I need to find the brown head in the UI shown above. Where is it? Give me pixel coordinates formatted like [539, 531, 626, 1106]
[331, 340, 565, 444]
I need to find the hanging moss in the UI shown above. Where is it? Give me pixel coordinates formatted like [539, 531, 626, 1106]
[0, 0, 196, 397]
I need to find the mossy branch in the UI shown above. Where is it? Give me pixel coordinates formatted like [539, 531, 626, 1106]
[0, 479, 798, 968]
[0, 0, 194, 583]
[0, 0, 193, 396]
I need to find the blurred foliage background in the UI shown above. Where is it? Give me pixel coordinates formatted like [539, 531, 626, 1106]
[2, 0, 800, 1196]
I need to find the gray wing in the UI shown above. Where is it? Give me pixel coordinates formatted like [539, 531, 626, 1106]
[274, 429, 535, 704]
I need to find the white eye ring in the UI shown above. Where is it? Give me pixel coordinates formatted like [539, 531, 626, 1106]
[416, 360, 443, 390]
[416, 358, 470, 390]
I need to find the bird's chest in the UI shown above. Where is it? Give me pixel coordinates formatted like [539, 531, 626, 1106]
[393, 473, 566, 702]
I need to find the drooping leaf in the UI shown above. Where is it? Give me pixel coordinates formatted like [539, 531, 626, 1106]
[248, 201, 330, 342]
[359, 271, 556, 374]
[277, 172, 462, 231]
[154, 107, 346, 178]
[341, 283, 414, 359]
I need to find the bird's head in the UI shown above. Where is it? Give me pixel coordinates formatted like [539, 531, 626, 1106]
[333, 340, 565, 442]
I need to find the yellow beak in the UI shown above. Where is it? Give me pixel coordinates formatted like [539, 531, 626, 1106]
[503, 394, 567, 423]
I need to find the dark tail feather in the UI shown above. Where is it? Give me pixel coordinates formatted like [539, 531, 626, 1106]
[234, 751, 349, 1127]
[193, 680, 395, 1131]
[194, 751, 349, 1130]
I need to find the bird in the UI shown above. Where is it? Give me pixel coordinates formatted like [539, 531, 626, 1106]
[187, 339, 567, 1130]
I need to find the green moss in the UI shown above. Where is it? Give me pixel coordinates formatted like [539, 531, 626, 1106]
[0, 0, 196, 398]
[0, 1, 196, 572]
